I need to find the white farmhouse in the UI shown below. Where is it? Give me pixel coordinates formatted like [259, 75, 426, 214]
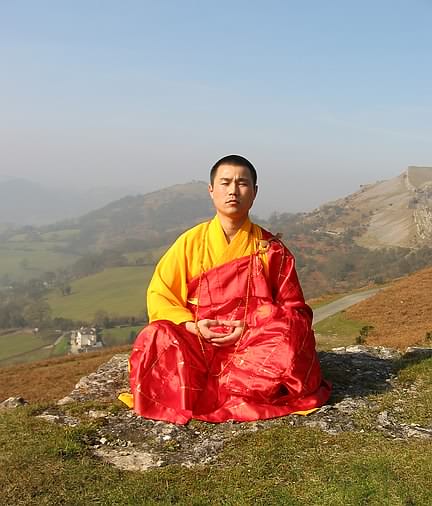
[70, 327, 103, 353]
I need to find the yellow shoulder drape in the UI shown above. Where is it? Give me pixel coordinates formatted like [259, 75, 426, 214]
[147, 216, 264, 324]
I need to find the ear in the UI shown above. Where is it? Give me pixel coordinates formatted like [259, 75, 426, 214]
[254, 185, 258, 198]
[208, 183, 214, 199]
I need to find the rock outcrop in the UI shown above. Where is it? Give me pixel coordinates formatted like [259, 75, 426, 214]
[33, 345, 432, 471]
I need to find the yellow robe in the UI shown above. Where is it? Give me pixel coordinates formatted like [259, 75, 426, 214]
[121, 216, 328, 418]
[147, 215, 266, 324]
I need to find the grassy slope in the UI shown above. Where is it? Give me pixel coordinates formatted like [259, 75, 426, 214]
[346, 266, 432, 349]
[313, 312, 370, 350]
[0, 357, 431, 505]
[311, 268, 432, 351]
[0, 332, 49, 362]
[0, 346, 131, 402]
[125, 245, 169, 263]
[1, 272, 431, 503]
[0, 241, 79, 281]
[47, 266, 152, 321]
[0, 331, 73, 367]
[102, 325, 143, 346]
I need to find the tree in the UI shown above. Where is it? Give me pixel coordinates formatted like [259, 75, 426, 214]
[94, 310, 111, 328]
[19, 258, 29, 270]
[356, 325, 374, 345]
[42, 271, 57, 285]
[23, 300, 52, 327]
[59, 283, 72, 296]
[128, 330, 137, 344]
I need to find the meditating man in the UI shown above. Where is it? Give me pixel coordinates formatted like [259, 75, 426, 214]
[127, 155, 331, 424]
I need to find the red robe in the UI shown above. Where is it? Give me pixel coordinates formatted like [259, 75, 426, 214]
[129, 231, 331, 424]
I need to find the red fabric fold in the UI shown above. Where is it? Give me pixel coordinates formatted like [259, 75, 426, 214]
[130, 236, 331, 424]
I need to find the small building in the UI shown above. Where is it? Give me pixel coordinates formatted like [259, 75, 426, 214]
[70, 327, 103, 353]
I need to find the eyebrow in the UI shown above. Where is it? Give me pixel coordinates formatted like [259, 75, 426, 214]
[218, 177, 250, 183]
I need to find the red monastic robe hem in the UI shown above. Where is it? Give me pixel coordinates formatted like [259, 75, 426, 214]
[129, 237, 331, 424]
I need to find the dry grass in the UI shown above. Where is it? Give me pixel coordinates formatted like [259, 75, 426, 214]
[0, 345, 131, 403]
[346, 266, 432, 349]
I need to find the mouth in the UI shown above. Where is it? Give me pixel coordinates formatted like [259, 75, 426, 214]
[226, 200, 240, 204]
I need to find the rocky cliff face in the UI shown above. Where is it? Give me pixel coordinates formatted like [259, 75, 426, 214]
[408, 167, 432, 241]
[314, 166, 432, 249]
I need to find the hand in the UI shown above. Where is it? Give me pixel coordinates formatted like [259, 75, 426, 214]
[209, 320, 245, 347]
[185, 319, 245, 347]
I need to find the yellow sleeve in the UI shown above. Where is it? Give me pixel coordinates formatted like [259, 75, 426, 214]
[147, 233, 194, 325]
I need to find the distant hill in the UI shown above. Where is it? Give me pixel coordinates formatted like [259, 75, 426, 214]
[66, 181, 214, 251]
[2, 169, 432, 296]
[0, 181, 215, 283]
[15, 180, 214, 252]
[0, 177, 139, 226]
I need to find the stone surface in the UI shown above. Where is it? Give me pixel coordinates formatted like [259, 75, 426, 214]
[405, 346, 432, 360]
[36, 345, 432, 472]
[57, 354, 129, 405]
[0, 396, 28, 410]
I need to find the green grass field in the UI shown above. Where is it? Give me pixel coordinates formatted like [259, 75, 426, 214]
[0, 241, 79, 282]
[314, 311, 370, 350]
[1, 357, 432, 505]
[48, 266, 152, 322]
[51, 334, 70, 357]
[125, 244, 169, 264]
[0, 330, 60, 367]
[102, 325, 144, 347]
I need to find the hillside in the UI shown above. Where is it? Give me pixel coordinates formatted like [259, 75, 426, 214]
[40, 180, 214, 251]
[302, 165, 432, 249]
[267, 166, 432, 297]
[47, 266, 151, 321]
[345, 266, 432, 349]
[2, 169, 432, 327]
[0, 181, 214, 283]
[0, 346, 130, 403]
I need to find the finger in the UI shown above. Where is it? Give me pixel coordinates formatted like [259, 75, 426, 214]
[210, 326, 242, 339]
[210, 330, 242, 344]
[200, 319, 222, 328]
[211, 336, 239, 347]
[201, 330, 229, 340]
[218, 320, 244, 328]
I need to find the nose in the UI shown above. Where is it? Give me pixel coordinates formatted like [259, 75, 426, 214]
[228, 182, 239, 195]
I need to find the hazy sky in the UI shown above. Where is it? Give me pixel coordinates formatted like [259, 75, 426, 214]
[1, 1, 431, 216]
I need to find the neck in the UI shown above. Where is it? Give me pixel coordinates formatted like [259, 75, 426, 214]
[217, 214, 249, 243]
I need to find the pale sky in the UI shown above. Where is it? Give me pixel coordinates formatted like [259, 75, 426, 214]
[1, 1, 431, 217]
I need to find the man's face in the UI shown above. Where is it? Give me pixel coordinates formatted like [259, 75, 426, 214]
[208, 164, 257, 221]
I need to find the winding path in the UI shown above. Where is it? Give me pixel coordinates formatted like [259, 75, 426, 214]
[312, 288, 381, 325]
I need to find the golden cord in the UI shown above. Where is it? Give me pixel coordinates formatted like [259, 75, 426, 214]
[193, 222, 256, 376]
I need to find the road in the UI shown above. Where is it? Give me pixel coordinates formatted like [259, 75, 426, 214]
[312, 288, 381, 325]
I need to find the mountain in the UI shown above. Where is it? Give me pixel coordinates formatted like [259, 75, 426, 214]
[0, 178, 140, 227]
[3, 169, 432, 296]
[24, 180, 215, 252]
[265, 166, 432, 297]
[303, 166, 432, 249]
[0, 181, 214, 285]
